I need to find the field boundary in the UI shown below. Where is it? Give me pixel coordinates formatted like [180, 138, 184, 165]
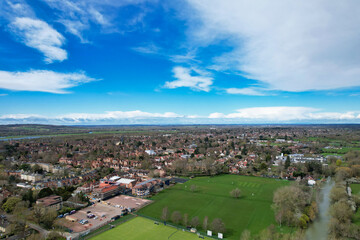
[77, 214, 136, 240]
[135, 213, 219, 239]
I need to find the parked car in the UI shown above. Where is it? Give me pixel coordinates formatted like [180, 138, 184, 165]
[63, 213, 69, 217]
[70, 210, 76, 214]
[57, 214, 63, 218]
[79, 219, 89, 225]
[111, 215, 120, 221]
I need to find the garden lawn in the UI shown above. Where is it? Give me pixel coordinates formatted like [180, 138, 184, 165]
[139, 175, 290, 239]
[90, 216, 207, 240]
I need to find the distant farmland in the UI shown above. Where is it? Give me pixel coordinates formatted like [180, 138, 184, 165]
[139, 175, 290, 239]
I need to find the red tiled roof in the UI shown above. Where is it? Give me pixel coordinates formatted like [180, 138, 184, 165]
[101, 185, 118, 193]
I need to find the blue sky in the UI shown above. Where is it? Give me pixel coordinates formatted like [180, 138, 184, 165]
[1, 0, 360, 125]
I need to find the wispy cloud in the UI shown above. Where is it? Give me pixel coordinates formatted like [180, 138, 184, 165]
[9, 17, 67, 63]
[0, 70, 97, 93]
[225, 87, 267, 96]
[164, 66, 213, 92]
[132, 43, 160, 55]
[41, 0, 151, 42]
[184, 0, 360, 92]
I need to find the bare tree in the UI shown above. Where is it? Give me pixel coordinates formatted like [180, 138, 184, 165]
[183, 213, 189, 226]
[211, 218, 226, 233]
[190, 216, 200, 228]
[230, 188, 242, 198]
[171, 211, 182, 224]
[161, 206, 170, 222]
[203, 216, 209, 230]
[240, 230, 251, 240]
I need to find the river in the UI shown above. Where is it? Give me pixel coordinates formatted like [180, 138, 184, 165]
[305, 178, 334, 240]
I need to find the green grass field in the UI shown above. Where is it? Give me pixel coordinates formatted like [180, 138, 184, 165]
[321, 147, 360, 155]
[351, 184, 360, 225]
[351, 184, 360, 196]
[91, 216, 207, 240]
[139, 175, 290, 239]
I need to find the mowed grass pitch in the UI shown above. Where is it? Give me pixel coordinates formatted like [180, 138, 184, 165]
[139, 175, 289, 239]
[91, 216, 208, 240]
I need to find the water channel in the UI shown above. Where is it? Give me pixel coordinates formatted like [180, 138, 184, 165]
[305, 178, 334, 240]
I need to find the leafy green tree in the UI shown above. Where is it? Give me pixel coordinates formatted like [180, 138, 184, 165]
[285, 156, 291, 169]
[38, 187, 54, 199]
[2, 197, 21, 213]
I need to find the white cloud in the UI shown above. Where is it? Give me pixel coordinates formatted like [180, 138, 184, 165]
[185, 0, 360, 92]
[208, 107, 360, 121]
[132, 43, 160, 54]
[1, 107, 360, 124]
[9, 17, 67, 63]
[0, 70, 96, 93]
[42, 0, 150, 42]
[225, 88, 266, 96]
[164, 66, 213, 92]
[59, 111, 183, 122]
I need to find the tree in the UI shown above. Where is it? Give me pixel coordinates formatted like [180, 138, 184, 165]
[285, 156, 291, 169]
[11, 219, 26, 238]
[240, 230, 251, 240]
[13, 201, 29, 219]
[230, 188, 241, 198]
[2, 197, 21, 213]
[161, 206, 170, 222]
[330, 186, 348, 203]
[22, 189, 34, 204]
[190, 216, 200, 228]
[27, 233, 44, 240]
[171, 211, 182, 224]
[183, 213, 189, 226]
[202, 216, 209, 230]
[38, 187, 54, 199]
[272, 185, 310, 226]
[47, 231, 64, 240]
[336, 159, 342, 166]
[40, 208, 57, 229]
[211, 218, 226, 233]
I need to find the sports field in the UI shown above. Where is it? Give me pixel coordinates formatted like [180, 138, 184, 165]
[139, 175, 290, 239]
[91, 216, 207, 240]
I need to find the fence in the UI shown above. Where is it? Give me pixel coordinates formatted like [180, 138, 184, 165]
[135, 212, 219, 239]
[76, 214, 136, 240]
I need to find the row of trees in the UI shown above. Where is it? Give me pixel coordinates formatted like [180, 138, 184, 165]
[328, 173, 360, 239]
[272, 184, 318, 228]
[161, 207, 226, 234]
